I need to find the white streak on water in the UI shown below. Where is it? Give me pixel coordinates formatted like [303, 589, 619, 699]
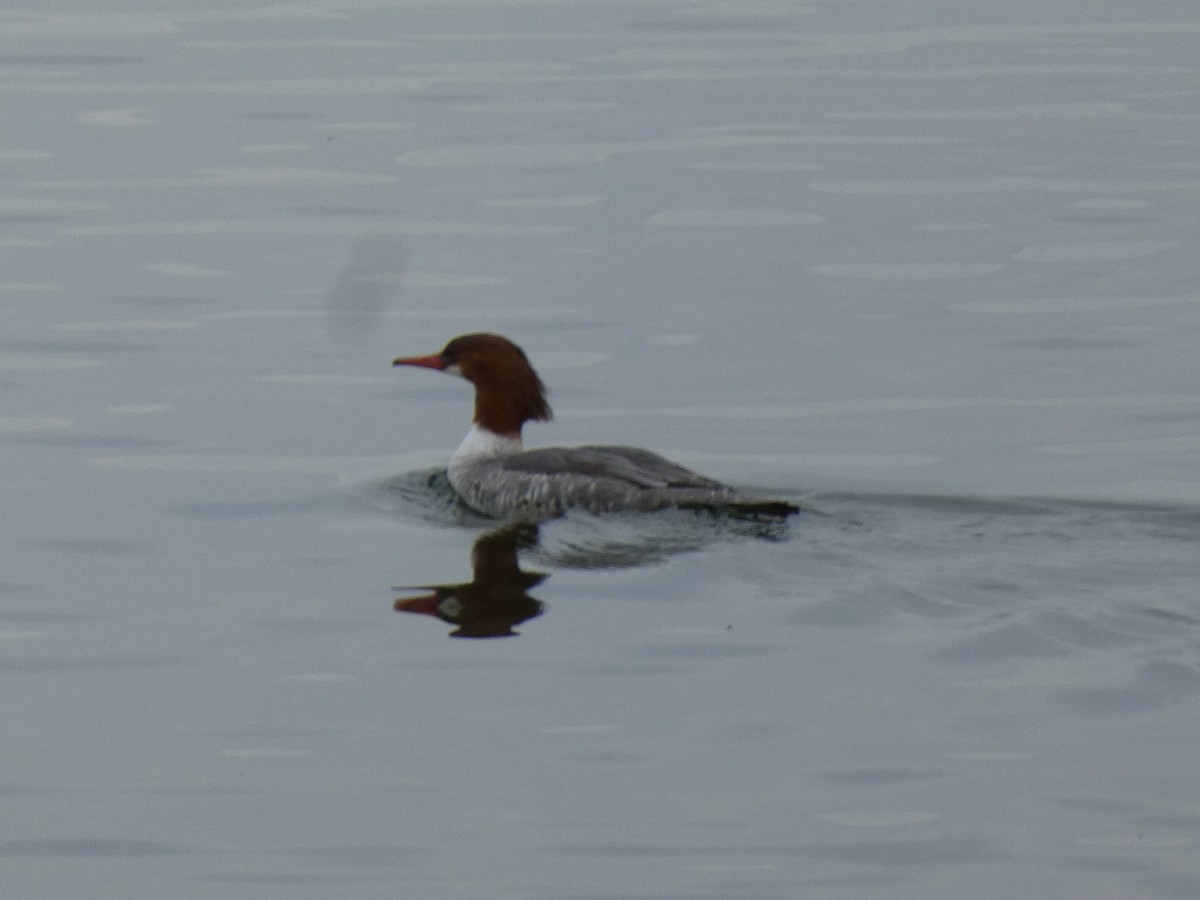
[1014, 241, 1177, 263]
[311, 121, 411, 133]
[32, 168, 395, 189]
[79, 108, 153, 126]
[59, 219, 566, 237]
[456, 101, 618, 114]
[486, 196, 602, 209]
[821, 811, 940, 827]
[206, 306, 580, 322]
[143, 262, 233, 278]
[104, 405, 171, 416]
[0, 282, 59, 292]
[392, 274, 505, 288]
[219, 748, 309, 759]
[810, 65, 1191, 80]
[1039, 436, 1200, 456]
[399, 135, 959, 167]
[57, 320, 196, 332]
[259, 374, 393, 386]
[945, 752, 1035, 762]
[239, 143, 308, 154]
[567, 395, 1200, 420]
[0, 149, 51, 161]
[90, 453, 439, 476]
[646, 209, 821, 228]
[811, 263, 1005, 279]
[649, 333, 701, 347]
[1, 77, 432, 96]
[0, 13, 179, 39]
[951, 295, 1200, 315]
[0, 198, 108, 213]
[0, 416, 72, 433]
[1077, 834, 1194, 850]
[810, 178, 1200, 195]
[832, 101, 1131, 121]
[540, 725, 622, 735]
[689, 161, 822, 173]
[0, 629, 45, 640]
[0, 355, 99, 370]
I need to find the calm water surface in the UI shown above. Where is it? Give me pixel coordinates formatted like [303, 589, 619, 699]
[2, 2, 1199, 898]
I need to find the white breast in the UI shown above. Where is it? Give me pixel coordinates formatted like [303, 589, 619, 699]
[447, 425, 523, 509]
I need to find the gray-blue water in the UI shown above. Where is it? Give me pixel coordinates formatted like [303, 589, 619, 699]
[3, 2, 1199, 897]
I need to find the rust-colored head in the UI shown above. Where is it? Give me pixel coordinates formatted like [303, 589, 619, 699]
[393, 333, 552, 436]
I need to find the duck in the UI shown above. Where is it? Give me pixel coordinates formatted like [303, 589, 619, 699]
[393, 332, 800, 519]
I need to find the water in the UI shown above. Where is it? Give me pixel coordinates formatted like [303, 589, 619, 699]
[3, 2, 1199, 897]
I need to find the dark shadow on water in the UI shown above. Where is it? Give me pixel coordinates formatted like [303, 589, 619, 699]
[393, 525, 546, 639]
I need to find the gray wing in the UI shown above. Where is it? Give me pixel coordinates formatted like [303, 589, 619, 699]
[498, 445, 728, 491]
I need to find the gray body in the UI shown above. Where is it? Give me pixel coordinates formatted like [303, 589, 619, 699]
[448, 441, 794, 519]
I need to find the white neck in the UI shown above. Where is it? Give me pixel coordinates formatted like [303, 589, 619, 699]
[451, 423, 523, 465]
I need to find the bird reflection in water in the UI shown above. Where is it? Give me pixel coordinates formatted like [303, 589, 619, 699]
[393, 525, 546, 638]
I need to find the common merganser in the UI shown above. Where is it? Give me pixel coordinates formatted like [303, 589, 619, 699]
[393, 333, 800, 519]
